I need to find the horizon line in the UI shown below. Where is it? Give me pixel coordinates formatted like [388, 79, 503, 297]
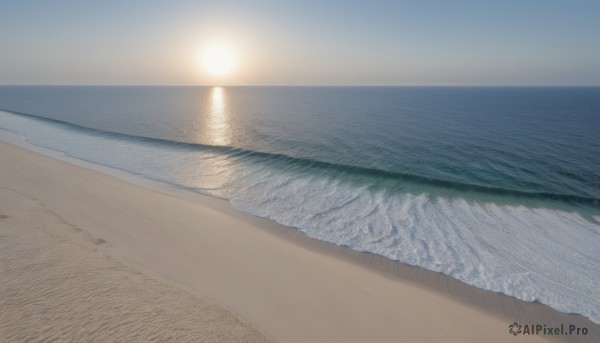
[1, 84, 600, 87]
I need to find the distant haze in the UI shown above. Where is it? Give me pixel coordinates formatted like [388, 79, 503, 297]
[1, 0, 599, 85]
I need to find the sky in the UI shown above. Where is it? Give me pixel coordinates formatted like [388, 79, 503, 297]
[1, 0, 599, 85]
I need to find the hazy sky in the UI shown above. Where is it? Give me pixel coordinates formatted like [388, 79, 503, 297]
[1, 0, 599, 85]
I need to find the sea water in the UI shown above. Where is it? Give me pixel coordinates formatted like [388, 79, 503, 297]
[0, 86, 599, 323]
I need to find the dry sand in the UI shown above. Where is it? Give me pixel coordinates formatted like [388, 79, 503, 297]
[0, 186, 268, 342]
[1, 137, 597, 342]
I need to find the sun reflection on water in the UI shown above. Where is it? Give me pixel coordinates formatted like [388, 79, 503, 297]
[206, 86, 231, 146]
[176, 86, 234, 192]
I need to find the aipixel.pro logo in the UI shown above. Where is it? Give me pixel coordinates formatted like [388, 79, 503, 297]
[508, 322, 588, 336]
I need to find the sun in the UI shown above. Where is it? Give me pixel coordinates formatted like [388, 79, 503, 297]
[202, 45, 235, 77]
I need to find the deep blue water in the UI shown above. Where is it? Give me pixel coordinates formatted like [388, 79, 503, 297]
[0, 86, 599, 322]
[1, 86, 599, 200]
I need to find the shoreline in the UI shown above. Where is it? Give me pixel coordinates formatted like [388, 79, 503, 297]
[1, 133, 597, 342]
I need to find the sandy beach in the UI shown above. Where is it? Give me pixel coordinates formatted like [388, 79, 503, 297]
[0, 137, 597, 343]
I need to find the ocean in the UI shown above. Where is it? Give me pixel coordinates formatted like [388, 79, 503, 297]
[0, 86, 599, 323]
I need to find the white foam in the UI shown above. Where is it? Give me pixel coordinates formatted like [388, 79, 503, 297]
[231, 174, 600, 323]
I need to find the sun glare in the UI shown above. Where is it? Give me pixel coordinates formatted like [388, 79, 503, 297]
[202, 45, 235, 77]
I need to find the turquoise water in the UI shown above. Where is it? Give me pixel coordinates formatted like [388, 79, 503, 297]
[0, 86, 599, 322]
